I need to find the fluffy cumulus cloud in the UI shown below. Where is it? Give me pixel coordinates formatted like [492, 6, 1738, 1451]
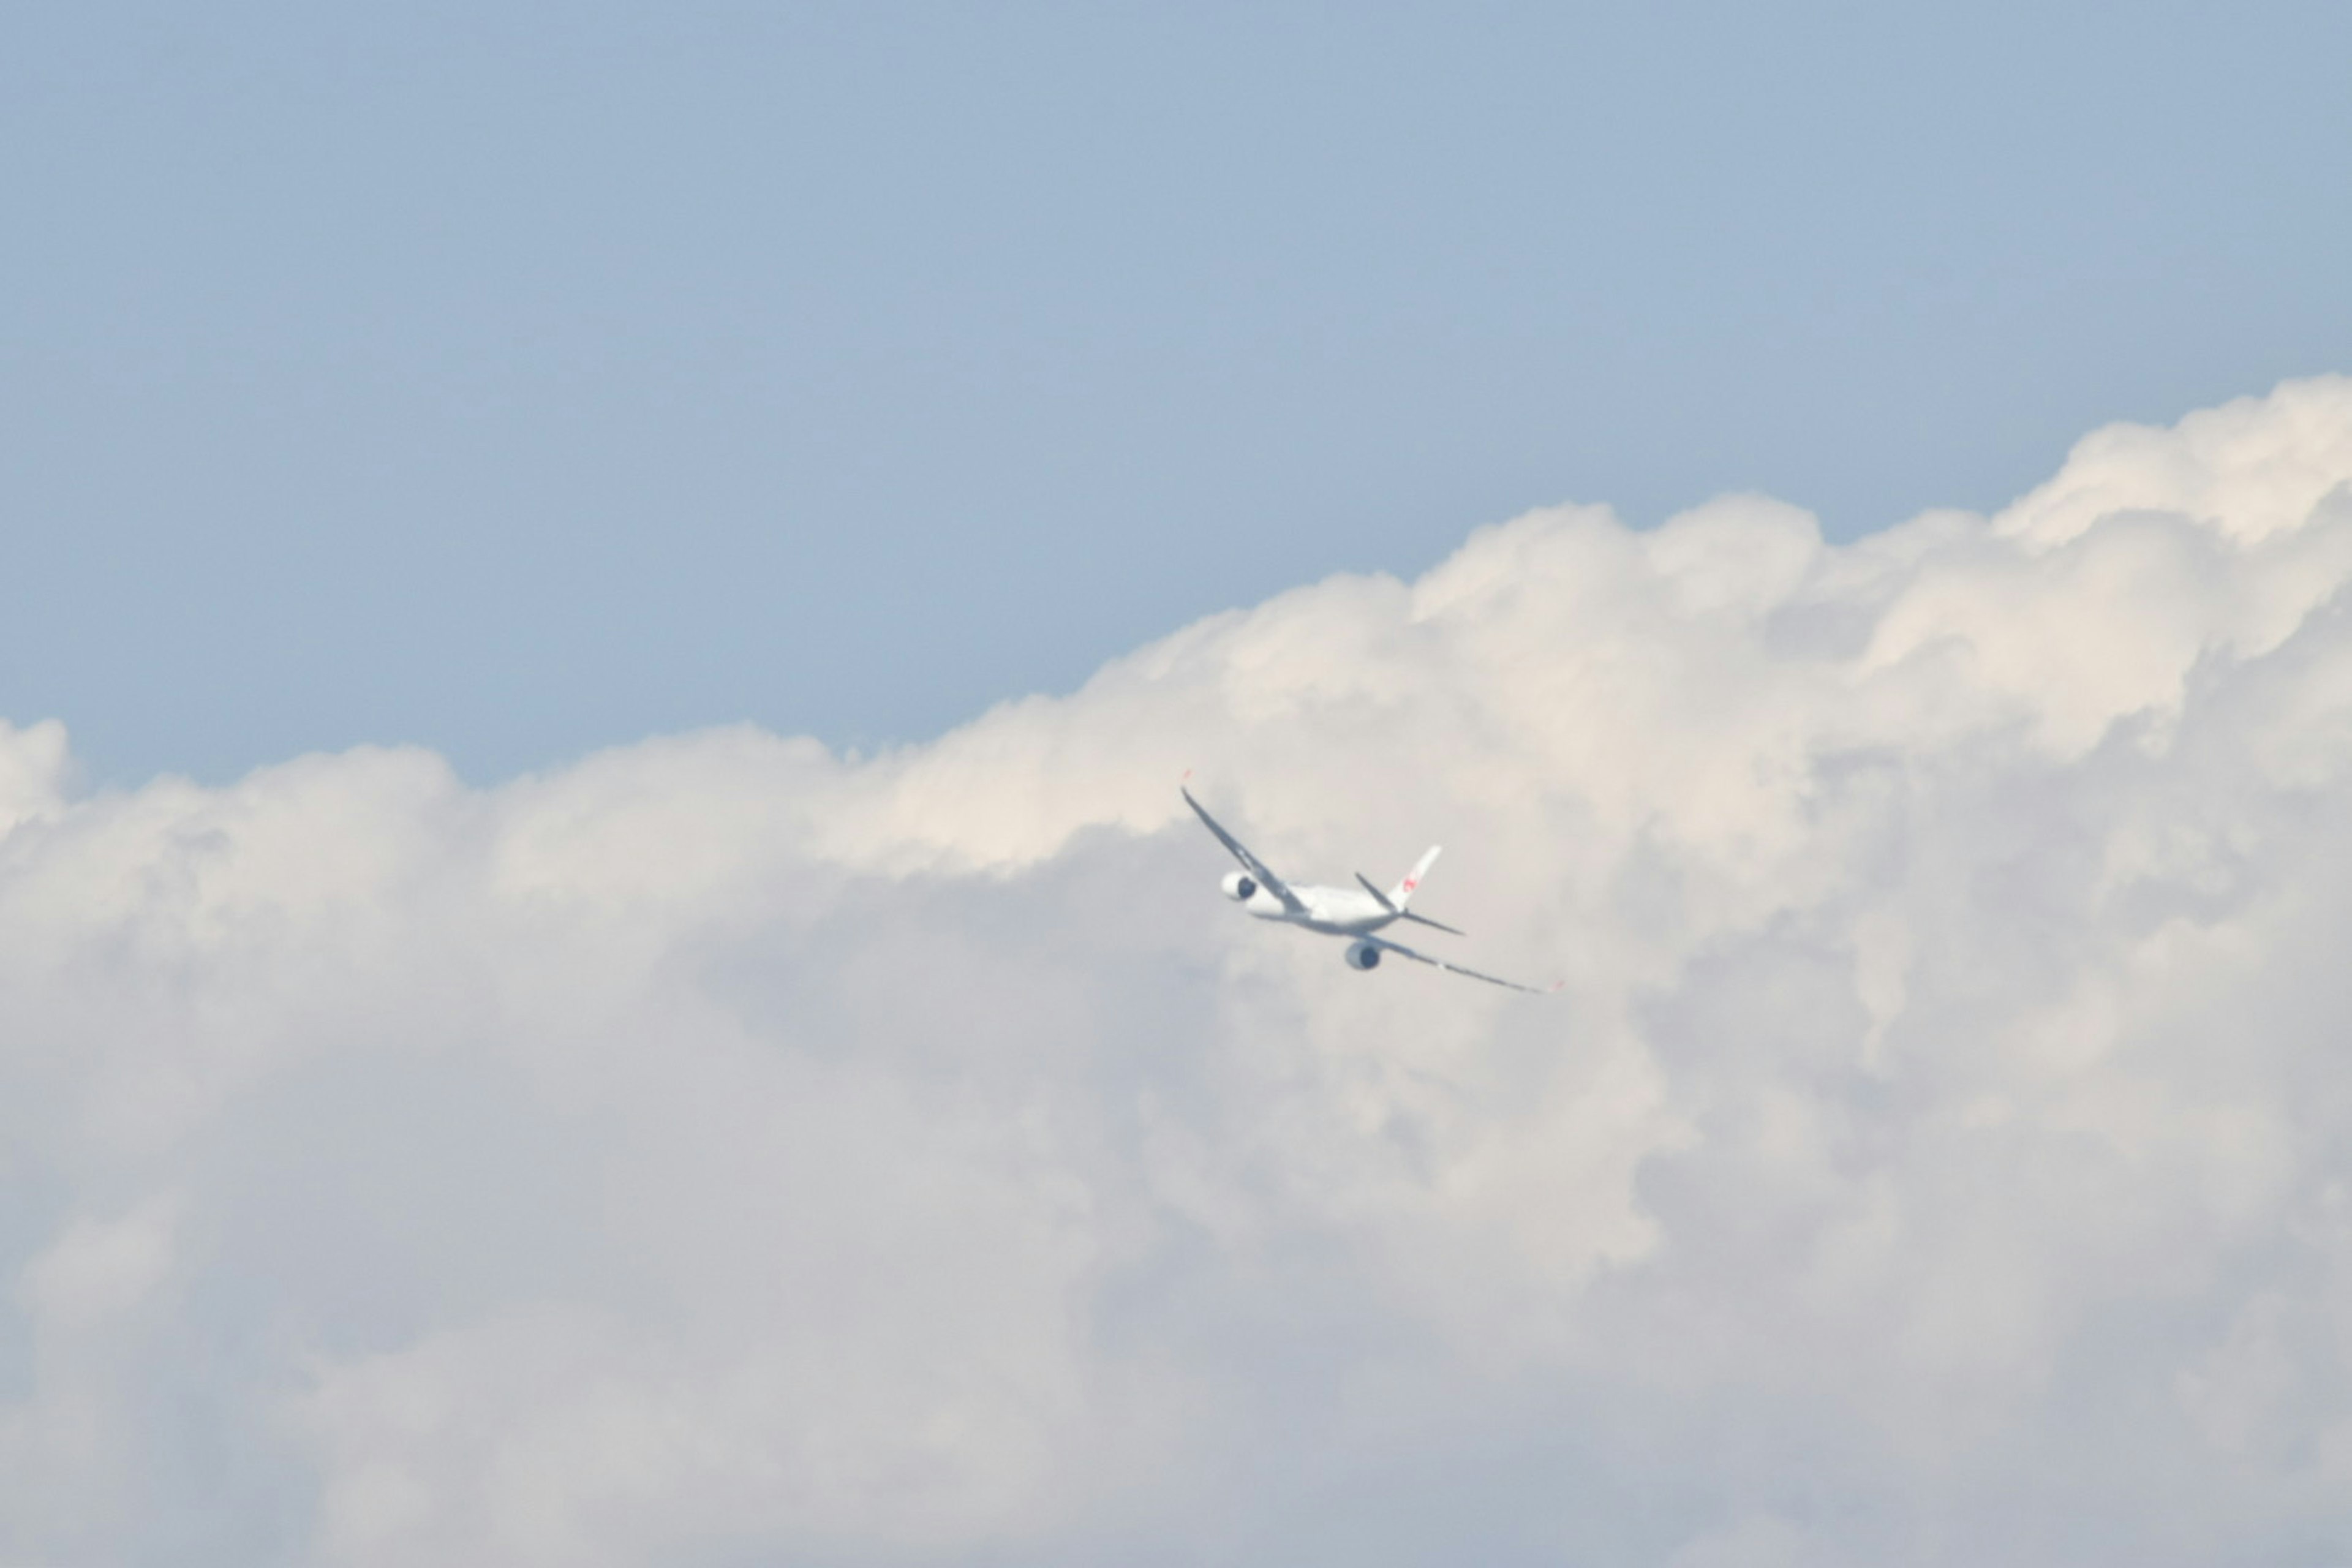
[7, 379, 2352, 1565]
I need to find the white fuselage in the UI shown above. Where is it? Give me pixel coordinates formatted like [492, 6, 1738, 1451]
[1186, 790, 1540, 991]
[1221, 872, 1395, 935]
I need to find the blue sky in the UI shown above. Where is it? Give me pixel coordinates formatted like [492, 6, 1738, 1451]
[7, 1, 2348, 784]
[13, 11, 2352, 1556]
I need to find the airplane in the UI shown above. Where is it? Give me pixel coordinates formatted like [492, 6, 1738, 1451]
[1182, 782, 1559, 995]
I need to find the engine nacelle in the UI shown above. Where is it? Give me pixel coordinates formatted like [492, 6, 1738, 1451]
[1344, 938, 1381, 971]
[1221, 871, 1259, 902]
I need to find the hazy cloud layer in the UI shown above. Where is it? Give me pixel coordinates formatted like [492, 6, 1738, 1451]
[7, 379, 2352, 1564]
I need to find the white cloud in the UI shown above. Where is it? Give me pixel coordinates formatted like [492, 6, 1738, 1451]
[6, 377, 2352, 1563]
[18, 1196, 181, 1327]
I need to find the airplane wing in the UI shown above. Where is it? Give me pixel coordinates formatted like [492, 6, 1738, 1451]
[1365, 934, 1559, 995]
[1182, 786, 1308, 914]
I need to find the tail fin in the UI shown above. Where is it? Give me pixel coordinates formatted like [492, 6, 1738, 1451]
[1390, 846, 1441, 908]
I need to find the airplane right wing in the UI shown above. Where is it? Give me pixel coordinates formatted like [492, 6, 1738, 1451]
[1182, 785, 1308, 914]
[1365, 934, 1559, 996]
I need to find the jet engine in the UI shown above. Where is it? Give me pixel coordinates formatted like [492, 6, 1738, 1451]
[1344, 938, 1381, 971]
[1221, 872, 1258, 902]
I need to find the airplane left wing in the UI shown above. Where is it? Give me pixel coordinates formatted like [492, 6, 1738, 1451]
[1182, 785, 1308, 914]
[1365, 935, 1558, 995]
